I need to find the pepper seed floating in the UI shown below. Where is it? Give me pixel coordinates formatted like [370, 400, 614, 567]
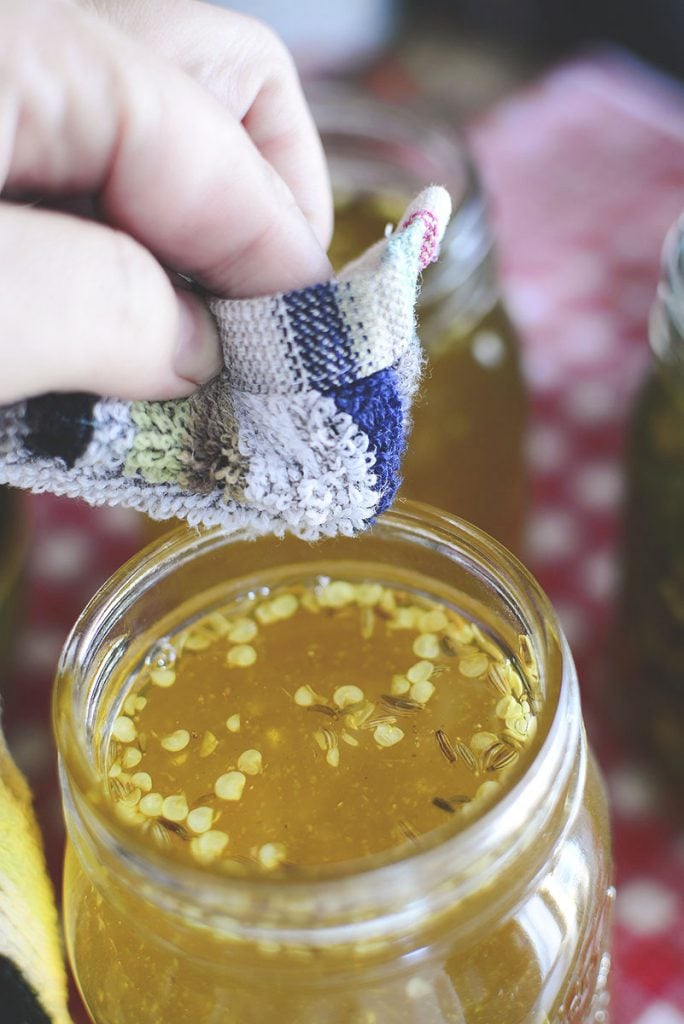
[105, 575, 543, 873]
[112, 717, 137, 743]
[237, 749, 263, 776]
[227, 644, 257, 668]
[412, 634, 440, 659]
[191, 830, 229, 864]
[374, 723, 405, 748]
[187, 807, 214, 834]
[333, 685, 364, 709]
[215, 771, 246, 801]
[161, 730, 190, 753]
[150, 668, 176, 688]
[122, 747, 142, 769]
[139, 793, 164, 817]
[162, 795, 189, 823]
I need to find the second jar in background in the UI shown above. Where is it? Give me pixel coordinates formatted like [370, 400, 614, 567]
[315, 91, 527, 552]
[620, 213, 684, 787]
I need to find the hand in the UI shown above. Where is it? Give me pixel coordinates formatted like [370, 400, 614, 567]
[0, 0, 333, 403]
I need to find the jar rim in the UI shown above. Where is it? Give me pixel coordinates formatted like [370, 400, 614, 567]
[55, 501, 581, 937]
[308, 85, 478, 205]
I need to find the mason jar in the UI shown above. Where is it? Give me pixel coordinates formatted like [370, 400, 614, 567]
[314, 91, 528, 552]
[55, 502, 612, 1024]
[620, 213, 684, 786]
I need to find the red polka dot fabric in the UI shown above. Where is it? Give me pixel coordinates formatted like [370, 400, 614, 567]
[2, 50, 683, 1024]
[469, 53, 684, 1024]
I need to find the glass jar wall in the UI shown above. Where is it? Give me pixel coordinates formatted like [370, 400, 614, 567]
[621, 214, 684, 786]
[55, 504, 611, 1024]
[315, 92, 527, 551]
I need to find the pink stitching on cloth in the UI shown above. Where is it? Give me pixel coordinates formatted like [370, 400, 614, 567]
[400, 209, 440, 269]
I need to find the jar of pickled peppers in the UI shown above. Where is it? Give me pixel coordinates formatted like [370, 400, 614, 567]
[56, 502, 612, 1024]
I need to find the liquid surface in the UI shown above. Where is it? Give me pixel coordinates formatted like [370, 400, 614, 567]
[67, 567, 611, 1024]
[105, 576, 541, 872]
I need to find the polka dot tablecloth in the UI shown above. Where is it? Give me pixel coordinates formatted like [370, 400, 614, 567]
[468, 53, 684, 1022]
[2, 50, 684, 1024]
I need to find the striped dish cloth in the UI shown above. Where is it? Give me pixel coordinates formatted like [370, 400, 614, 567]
[0, 187, 450, 539]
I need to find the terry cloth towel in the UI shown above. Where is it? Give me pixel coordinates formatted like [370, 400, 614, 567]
[0, 187, 450, 538]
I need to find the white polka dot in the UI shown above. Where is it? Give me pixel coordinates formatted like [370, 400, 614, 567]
[608, 763, 661, 817]
[17, 627, 66, 672]
[526, 424, 571, 474]
[553, 601, 589, 650]
[564, 378, 618, 425]
[33, 529, 92, 582]
[554, 254, 608, 303]
[508, 282, 552, 326]
[574, 462, 623, 512]
[580, 549, 617, 602]
[526, 509, 579, 563]
[524, 357, 566, 392]
[616, 879, 679, 936]
[633, 1003, 684, 1024]
[471, 331, 506, 369]
[557, 316, 618, 364]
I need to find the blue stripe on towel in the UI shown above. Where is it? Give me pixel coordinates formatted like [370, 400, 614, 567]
[330, 368, 405, 515]
[283, 283, 357, 391]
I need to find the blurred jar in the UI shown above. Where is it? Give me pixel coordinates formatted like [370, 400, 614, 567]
[316, 92, 527, 551]
[621, 215, 684, 787]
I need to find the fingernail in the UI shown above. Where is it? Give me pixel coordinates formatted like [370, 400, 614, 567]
[174, 291, 221, 385]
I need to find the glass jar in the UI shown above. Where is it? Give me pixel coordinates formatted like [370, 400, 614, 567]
[314, 91, 528, 552]
[620, 214, 684, 785]
[55, 503, 612, 1024]
[0, 486, 29, 667]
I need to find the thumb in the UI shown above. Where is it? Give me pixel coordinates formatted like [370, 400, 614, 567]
[0, 202, 221, 404]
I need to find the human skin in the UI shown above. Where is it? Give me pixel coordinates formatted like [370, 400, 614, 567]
[0, 0, 333, 403]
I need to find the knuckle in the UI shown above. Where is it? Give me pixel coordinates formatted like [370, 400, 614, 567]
[238, 13, 297, 79]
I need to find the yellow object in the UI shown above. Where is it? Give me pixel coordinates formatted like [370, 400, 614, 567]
[56, 506, 613, 1023]
[0, 728, 71, 1024]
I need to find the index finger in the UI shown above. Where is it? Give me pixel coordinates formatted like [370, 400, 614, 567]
[2, 0, 332, 297]
[80, 0, 334, 252]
